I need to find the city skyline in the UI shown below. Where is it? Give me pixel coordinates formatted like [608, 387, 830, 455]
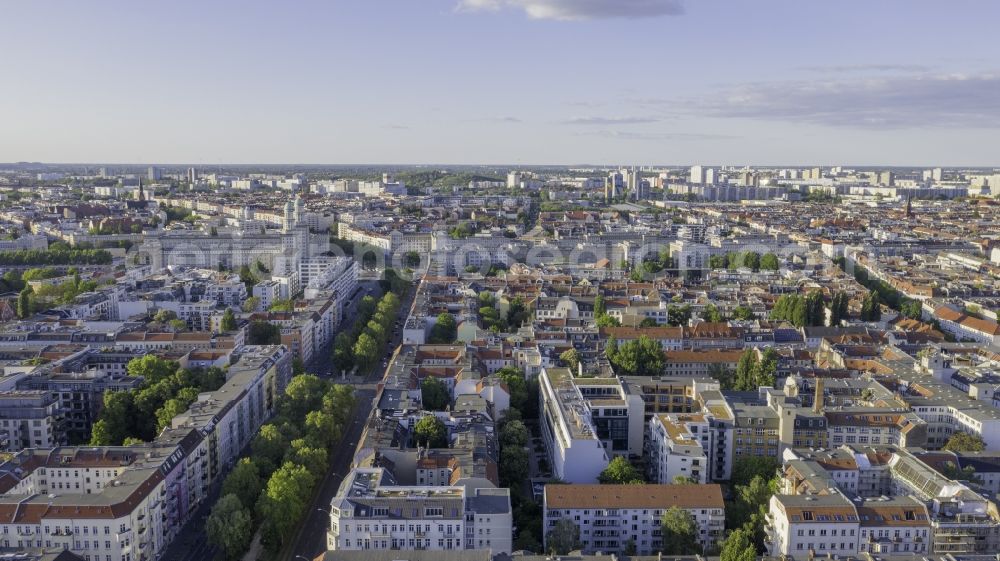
[2, 0, 999, 165]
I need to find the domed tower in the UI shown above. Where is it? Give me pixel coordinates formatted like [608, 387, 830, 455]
[294, 195, 305, 225]
[283, 200, 295, 232]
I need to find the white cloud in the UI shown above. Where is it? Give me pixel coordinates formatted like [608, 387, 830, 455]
[692, 73, 1000, 129]
[456, 0, 685, 20]
[560, 116, 662, 125]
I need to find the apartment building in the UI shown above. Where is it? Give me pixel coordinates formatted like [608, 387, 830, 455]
[327, 468, 512, 555]
[543, 483, 725, 555]
[647, 413, 710, 484]
[538, 367, 609, 483]
[0, 345, 290, 561]
[767, 492, 932, 557]
[0, 391, 64, 451]
[663, 349, 743, 377]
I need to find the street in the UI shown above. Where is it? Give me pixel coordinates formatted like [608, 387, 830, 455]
[160, 279, 412, 561]
[286, 282, 416, 561]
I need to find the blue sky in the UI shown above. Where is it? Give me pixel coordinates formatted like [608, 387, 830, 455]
[2, 0, 998, 166]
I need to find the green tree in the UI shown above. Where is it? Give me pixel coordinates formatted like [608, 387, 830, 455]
[719, 527, 756, 561]
[661, 506, 700, 554]
[593, 293, 606, 317]
[606, 335, 664, 377]
[598, 456, 644, 484]
[256, 462, 315, 552]
[241, 296, 260, 313]
[595, 314, 621, 328]
[730, 456, 780, 487]
[759, 253, 780, 271]
[252, 424, 289, 477]
[732, 305, 755, 321]
[559, 348, 580, 373]
[703, 303, 725, 323]
[222, 458, 263, 510]
[545, 519, 580, 555]
[286, 439, 328, 479]
[353, 332, 379, 371]
[91, 390, 136, 445]
[281, 374, 329, 424]
[220, 308, 237, 331]
[17, 286, 32, 318]
[943, 431, 986, 452]
[155, 398, 189, 433]
[500, 446, 529, 487]
[153, 309, 177, 323]
[89, 419, 114, 446]
[667, 304, 692, 326]
[206, 494, 253, 561]
[413, 415, 448, 448]
[429, 313, 457, 344]
[304, 410, 341, 448]
[247, 320, 281, 345]
[499, 419, 529, 449]
[420, 377, 450, 411]
[332, 332, 354, 374]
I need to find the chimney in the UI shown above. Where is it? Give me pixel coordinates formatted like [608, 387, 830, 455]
[813, 378, 824, 414]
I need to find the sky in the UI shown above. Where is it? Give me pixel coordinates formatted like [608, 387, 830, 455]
[2, 0, 999, 166]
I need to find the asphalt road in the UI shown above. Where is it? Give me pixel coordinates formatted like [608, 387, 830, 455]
[286, 284, 416, 561]
[160, 280, 403, 561]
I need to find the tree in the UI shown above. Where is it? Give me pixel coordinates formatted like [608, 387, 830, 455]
[730, 456, 780, 487]
[593, 294, 606, 317]
[256, 462, 315, 552]
[667, 304, 692, 326]
[252, 424, 289, 476]
[545, 519, 580, 555]
[220, 308, 237, 331]
[661, 506, 700, 554]
[247, 321, 281, 345]
[500, 446, 529, 487]
[559, 348, 580, 373]
[507, 296, 530, 328]
[607, 335, 664, 377]
[241, 296, 260, 313]
[287, 439, 328, 479]
[413, 415, 448, 448]
[17, 287, 32, 318]
[304, 410, 341, 448]
[759, 253, 780, 271]
[420, 377, 450, 411]
[155, 398, 189, 433]
[672, 475, 698, 484]
[943, 431, 986, 452]
[90, 390, 137, 445]
[153, 309, 177, 323]
[429, 313, 457, 344]
[727, 474, 777, 536]
[223, 458, 262, 510]
[598, 457, 644, 484]
[332, 332, 354, 374]
[499, 419, 529, 449]
[206, 494, 253, 561]
[732, 305, 755, 321]
[595, 314, 620, 328]
[353, 332, 379, 371]
[719, 527, 756, 561]
[703, 303, 725, 323]
[89, 419, 114, 446]
[281, 374, 328, 423]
